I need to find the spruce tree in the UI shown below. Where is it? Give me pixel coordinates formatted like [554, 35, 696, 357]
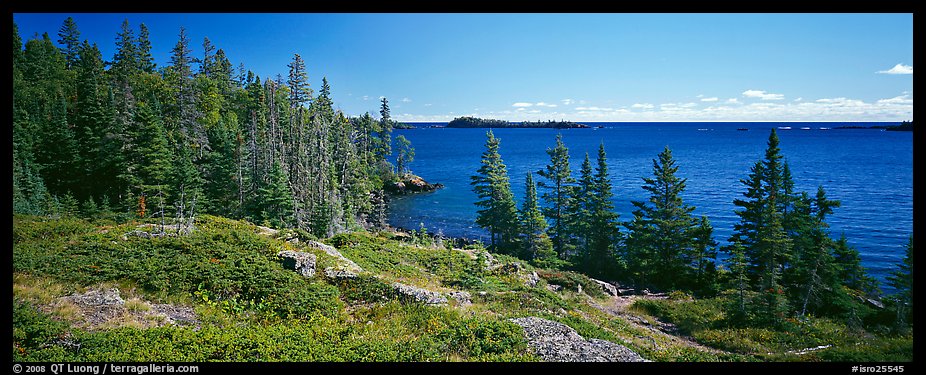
[57, 17, 81, 69]
[471, 131, 519, 254]
[519, 172, 557, 266]
[137, 23, 156, 73]
[395, 135, 414, 176]
[537, 134, 576, 259]
[887, 236, 913, 327]
[627, 146, 696, 290]
[586, 143, 621, 279]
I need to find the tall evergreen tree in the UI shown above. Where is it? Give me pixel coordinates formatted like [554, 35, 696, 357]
[585, 143, 621, 279]
[537, 134, 576, 259]
[137, 23, 155, 73]
[519, 172, 557, 266]
[471, 131, 519, 254]
[887, 236, 913, 326]
[57, 17, 81, 69]
[570, 153, 594, 256]
[626, 146, 696, 290]
[395, 135, 414, 176]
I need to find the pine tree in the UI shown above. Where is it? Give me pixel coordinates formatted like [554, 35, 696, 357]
[537, 134, 576, 259]
[570, 153, 594, 259]
[832, 234, 877, 295]
[137, 23, 156, 73]
[788, 187, 841, 316]
[691, 216, 719, 296]
[471, 131, 519, 254]
[627, 146, 696, 290]
[887, 236, 913, 327]
[726, 241, 751, 324]
[57, 17, 81, 69]
[586, 143, 620, 279]
[519, 172, 557, 266]
[395, 135, 414, 176]
[376, 97, 393, 161]
[258, 161, 294, 228]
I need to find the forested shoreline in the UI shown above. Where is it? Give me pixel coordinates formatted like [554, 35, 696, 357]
[447, 116, 589, 129]
[12, 18, 414, 237]
[471, 128, 912, 329]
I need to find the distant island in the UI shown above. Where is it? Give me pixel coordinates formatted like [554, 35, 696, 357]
[447, 116, 590, 129]
[834, 121, 912, 131]
[393, 121, 416, 129]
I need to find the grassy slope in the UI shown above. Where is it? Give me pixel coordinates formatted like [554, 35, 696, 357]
[12, 214, 911, 362]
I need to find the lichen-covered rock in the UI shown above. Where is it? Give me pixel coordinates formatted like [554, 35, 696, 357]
[509, 317, 647, 362]
[392, 282, 448, 305]
[324, 267, 358, 279]
[448, 291, 472, 305]
[277, 250, 316, 278]
[307, 240, 363, 273]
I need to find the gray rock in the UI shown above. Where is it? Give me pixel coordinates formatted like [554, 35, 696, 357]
[509, 317, 647, 362]
[65, 288, 125, 306]
[546, 284, 562, 292]
[149, 303, 199, 326]
[448, 291, 472, 305]
[392, 282, 448, 305]
[525, 271, 541, 288]
[324, 267, 358, 279]
[277, 250, 317, 278]
[588, 278, 621, 297]
[307, 240, 363, 272]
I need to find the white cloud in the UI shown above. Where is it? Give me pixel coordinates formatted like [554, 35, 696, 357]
[516, 107, 526, 111]
[696, 94, 704, 98]
[561, 98, 575, 105]
[726, 98, 740, 104]
[536, 102, 558, 108]
[877, 95, 913, 105]
[876, 63, 913, 75]
[424, 103, 432, 107]
[794, 97, 803, 102]
[512, 102, 533, 107]
[576, 106, 614, 111]
[680, 102, 698, 108]
[700, 97, 719, 102]
[362, 95, 370, 101]
[401, 97, 412, 103]
[631, 103, 654, 109]
[743, 90, 785, 100]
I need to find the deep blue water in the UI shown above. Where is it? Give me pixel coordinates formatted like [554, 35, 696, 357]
[388, 122, 912, 291]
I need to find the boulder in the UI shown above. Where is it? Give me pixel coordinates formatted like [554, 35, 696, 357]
[307, 240, 363, 273]
[448, 291, 472, 305]
[277, 250, 316, 278]
[392, 282, 448, 305]
[588, 278, 621, 297]
[509, 317, 647, 362]
[324, 267, 358, 279]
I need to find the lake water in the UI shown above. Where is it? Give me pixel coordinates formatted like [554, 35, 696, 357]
[388, 122, 912, 291]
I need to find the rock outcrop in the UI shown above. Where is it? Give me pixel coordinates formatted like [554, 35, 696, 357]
[392, 282, 448, 305]
[509, 317, 647, 362]
[588, 277, 621, 297]
[307, 240, 363, 273]
[277, 250, 317, 278]
[57, 288, 198, 330]
[384, 175, 444, 195]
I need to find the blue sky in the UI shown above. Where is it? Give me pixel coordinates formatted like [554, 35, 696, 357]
[13, 13, 913, 122]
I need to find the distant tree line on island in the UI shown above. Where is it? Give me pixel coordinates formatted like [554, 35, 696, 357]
[471, 128, 913, 330]
[448, 116, 589, 129]
[12, 17, 415, 237]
